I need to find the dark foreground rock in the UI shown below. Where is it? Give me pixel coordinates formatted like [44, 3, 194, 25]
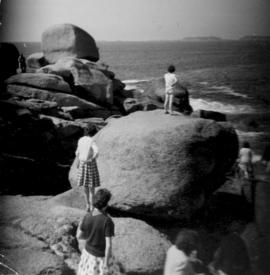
[0, 43, 19, 84]
[69, 110, 238, 220]
[0, 195, 171, 275]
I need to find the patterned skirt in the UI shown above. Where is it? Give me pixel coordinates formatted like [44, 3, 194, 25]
[78, 249, 124, 275]
[77, 159, 100, 188]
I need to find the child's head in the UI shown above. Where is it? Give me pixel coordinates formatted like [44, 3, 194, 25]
[93, 188, 112, 210]
[174, 229, 200, 256]
[167, 65, 176, 73]
[84, 125, 97, 137]
[242, 141, 250, 148]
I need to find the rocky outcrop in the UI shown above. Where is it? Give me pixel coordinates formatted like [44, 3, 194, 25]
[26, 52, 49, 72]
[38, 57, 114, 106]
[0, 195, 171, 275]
[144, 78, 193, 114]
[69, 110, 238, 220]
[6, 73, 72, 94]
[192, 109, 227, 122]
[111, 218, 170, 273]
[42, 23, 99, 63]
[50, 191, 171, 274]
[0, 42, 19, 84]
[6, 84, 112, 119]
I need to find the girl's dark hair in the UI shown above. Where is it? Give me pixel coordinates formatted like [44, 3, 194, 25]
[175, 229, 200, 255]
[93, 188, 112, 210]
[242, 141, 250, 148]
[168, 65, 176, 73]
[84, 125, 97, 137]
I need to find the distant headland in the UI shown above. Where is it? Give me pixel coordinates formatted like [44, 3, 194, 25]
[181, 35, 270, 42]
[239, 35, 270, 41]
[181, 36, 223, 41]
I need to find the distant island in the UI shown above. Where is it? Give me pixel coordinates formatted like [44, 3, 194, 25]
[239, 35, 270, 41]
[181, 36, 223, 42]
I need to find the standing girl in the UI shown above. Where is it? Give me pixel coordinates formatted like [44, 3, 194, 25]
[76, 126, 100, 212]
[238, 141, 254, 180]
[76, 188, 124, 275]
[164, 65, 178, 115]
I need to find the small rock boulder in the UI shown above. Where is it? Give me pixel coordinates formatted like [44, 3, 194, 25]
[145, 78, 193, 114]
[42, 23, 99, 63]
[6, 84, 112, 119]
[123, 98, 144, 114]
[192, 109, 227, 122]
[6, 73, 72, 94]
[26, 52, 49, 72]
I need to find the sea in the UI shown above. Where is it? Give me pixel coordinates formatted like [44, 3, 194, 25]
[15, 40, 270, 158]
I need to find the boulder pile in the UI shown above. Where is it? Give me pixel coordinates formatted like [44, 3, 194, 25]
[0, 24, 241, 275]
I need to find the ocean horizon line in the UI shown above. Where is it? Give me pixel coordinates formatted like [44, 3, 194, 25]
[3, 36, 270, 44]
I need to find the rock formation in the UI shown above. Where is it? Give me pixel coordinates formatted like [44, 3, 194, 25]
[0, 42, 19, 85]
[26, 52, 49, 72]
[42, 23, 99, 63]
[0, 195, 171, 274]
[38, 57, 114, 106]
[0, 24, 245, 275]
[69, 110, 238, 220]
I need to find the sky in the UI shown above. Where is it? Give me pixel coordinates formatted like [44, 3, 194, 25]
[0, 0, 270, 42]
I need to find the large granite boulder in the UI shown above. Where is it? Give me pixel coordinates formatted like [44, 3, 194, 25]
[38, 57, 114, 106]
[0, 42, 19, 83]
[42, 23, 99, 63]
[69, 110, 238, 220]
[5, 73, 72, 94]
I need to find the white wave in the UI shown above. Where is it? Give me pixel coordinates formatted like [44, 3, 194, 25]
[190, 98, 255, 114]
[123, 79, 150, 84]
[199, 81, 208, 85]
[125, 84, 138, 90]
[236, 129, 264, 138]
[208, 85, 249, 99]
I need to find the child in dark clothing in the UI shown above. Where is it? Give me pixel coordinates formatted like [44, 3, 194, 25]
[76, 188, 124, 275]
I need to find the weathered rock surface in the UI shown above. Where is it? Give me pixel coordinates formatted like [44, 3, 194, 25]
[6, 73, 72, 94]
[26, 52, 49, 71]
[113, 218, 171, 273]
[0, 196, 76, 275]
[38, 57, 114, 106]
[144, 78, 193, 114]
[6, 84, 112, 119]
[42, 23, 99, 63]
[0, 195, 171, 275]
[50, 191, 171, 274]
[69, 110, 238, 220]
[1, 97, 59, 116]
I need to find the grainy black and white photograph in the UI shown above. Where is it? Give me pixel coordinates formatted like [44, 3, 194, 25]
[0, 0, 270, 274]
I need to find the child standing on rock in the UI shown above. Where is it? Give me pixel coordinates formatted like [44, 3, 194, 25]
[76, 188, 124, 275]
[76, 126, 100, 212]
[164, 65, 178, 115]
[238, 141, 254, 180]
